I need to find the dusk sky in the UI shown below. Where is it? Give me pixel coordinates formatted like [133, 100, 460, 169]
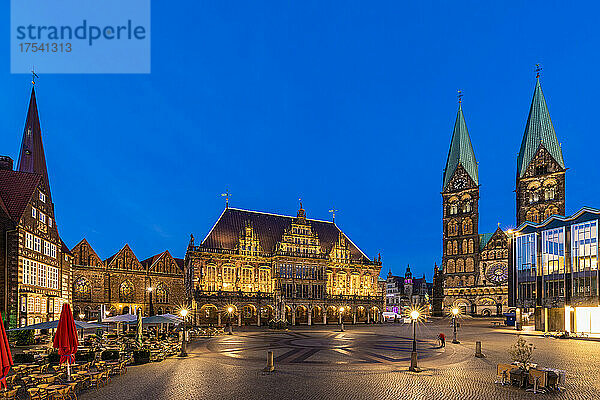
[2, 1, 600, 279]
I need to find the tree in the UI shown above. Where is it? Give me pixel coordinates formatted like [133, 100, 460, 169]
[508, 335, 534, 368]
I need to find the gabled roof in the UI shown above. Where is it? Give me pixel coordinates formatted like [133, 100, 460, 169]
[517, 78, 565, 178]
[0, 170, 41, 222]
[140, 251, 166, 269]
[104, 243, 141, 268]
[442, 104, 478, 190]
[200, 207, 371, 263]
[17, 88, 51, 195]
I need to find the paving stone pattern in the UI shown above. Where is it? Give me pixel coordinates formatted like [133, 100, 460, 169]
[80, 319, 600, 400]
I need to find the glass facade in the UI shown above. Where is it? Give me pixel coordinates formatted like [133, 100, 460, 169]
[541, 227, 566, 298]
[571, 220, 598, 298]
[516, 233, 537, 302]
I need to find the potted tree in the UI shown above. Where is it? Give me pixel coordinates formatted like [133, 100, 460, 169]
[508, 336, 535, 387]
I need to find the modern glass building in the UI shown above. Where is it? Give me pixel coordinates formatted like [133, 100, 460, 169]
[509, 207, 600, 334]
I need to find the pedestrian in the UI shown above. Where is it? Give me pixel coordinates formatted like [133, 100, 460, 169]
[438, 332, 446, 348]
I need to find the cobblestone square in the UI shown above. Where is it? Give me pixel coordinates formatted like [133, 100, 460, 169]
[80, 319, 600, 400]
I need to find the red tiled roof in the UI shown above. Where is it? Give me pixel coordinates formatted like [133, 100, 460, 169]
[0, 169, 41, 222]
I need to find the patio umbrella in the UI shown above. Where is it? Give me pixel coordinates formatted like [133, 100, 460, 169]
[53, 304, 78, 381]
[136, 310, 143, 348]
[0, 313, 13, 389]
[7, 320, 103, 331]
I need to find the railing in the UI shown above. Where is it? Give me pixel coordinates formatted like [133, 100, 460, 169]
[193, 289, 275, 300]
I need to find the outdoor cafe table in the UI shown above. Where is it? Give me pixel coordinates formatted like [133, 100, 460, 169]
[29, 373, 54, 379]
[45, 384, 68, 391]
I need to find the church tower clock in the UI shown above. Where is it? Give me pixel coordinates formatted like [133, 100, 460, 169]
[441, 99, 480, 308]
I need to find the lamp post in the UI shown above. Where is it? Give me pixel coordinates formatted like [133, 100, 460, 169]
[452, 307, 460, 344]
[147, 286, 154, 316]
[227, 307, 234, 335]
[409, 309, 421, 372]
[339, 307, 345, 332]
[179, 308, 188, 357]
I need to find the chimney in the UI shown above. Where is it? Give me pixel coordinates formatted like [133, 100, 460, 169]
[0, 156, 13, 171]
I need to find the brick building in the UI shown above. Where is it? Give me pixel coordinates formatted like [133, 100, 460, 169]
[0, 87, 73, 328]
[71, 239, 185, 319]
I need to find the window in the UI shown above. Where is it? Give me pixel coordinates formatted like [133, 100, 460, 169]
[48, 267, 59, 289]
[34, 237, 41, 252]
[48, 218, 53, 228]
[39, 191, 46, 203]
[456, 259, 464, 273]
[50, 244, 57, 259]
[31, 207, 37, 218]
[39, 263, 47, 287]
[453, 241, 458, 255]
[74, 277, 91, 301]
[468, 239, 474, 254]
[516, 233, 537, 301]
[462, 218, 473, 235]
[462, 239, 468, 254]
[119, 281, 134, 302]
[526, 209, 540, 224]
[446, 259, 455, 274]
[44, 241, 51, 256]
[448, 221, 459, 236]
[156, 284, 168, 303]
[222, 266, 235, 289]
[39, 212, 46, 224]
[25, 232, 33, 249]
[23, 259, 32, 285]
[572, 220, 598, 297]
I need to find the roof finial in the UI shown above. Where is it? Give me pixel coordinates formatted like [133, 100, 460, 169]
[535, 63, 542, 79]
[299, 197, 303, 210]
[31, 67, 39, 85]
[328, 207, 338, 223]
[457, 89, 463, 105]
[221, 190, 231, 209]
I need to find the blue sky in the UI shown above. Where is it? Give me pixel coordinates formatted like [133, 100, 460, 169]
[2, 1, 600, 279]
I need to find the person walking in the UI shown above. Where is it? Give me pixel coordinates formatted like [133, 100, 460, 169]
[438, 332, 446, 348]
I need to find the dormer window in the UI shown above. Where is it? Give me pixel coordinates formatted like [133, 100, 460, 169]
[39, 191, 46, 203]
[48, 218, 53, 228]
[32, 207, 37, 218]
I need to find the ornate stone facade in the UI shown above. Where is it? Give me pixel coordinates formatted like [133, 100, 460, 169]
[71, 239, 184, 319]
[185, 205, 384, 326]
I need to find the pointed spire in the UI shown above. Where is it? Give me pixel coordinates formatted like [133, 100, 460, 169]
[17, 87, 50, 194]
[442, 100, 478, 191]
[517, 75, 565, 178]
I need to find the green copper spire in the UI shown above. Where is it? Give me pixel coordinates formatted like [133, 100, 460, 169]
[517, 77, 565, 178]
[442, 104, 478, 191]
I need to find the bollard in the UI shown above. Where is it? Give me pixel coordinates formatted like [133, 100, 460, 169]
[228, 324, 233, 335]
[475, 341, 485, 358]
[409, 351, 421, 372]
[263, 350, 275, 372]
[340, 322, 344, 332]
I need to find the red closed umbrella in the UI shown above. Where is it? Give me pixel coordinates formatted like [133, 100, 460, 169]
[0, 313, 13, 389]
[53, 304, 78, 379]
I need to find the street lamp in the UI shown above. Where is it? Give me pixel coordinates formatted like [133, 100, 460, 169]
[409, 308, 421, 372]
[78, 313, 85, 320]
[451, 307, 460, 344]
[179, 308, 189, 357]
[339, 307, 345, 332]
[227, 306, 234, 335]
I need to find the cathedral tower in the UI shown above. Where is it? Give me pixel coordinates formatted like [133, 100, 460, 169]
[516, 76, 566, 226]
[442, 101, 479, 295]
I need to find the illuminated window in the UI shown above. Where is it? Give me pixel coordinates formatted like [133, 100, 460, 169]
[39, 191, 46, 203]
[119, 280, 134, 302]
[74, 277, 91, 301]
[571, 220, 598, 297]
[156, 283, 168, 303]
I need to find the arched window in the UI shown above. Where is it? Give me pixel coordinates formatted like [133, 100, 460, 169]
[447, 242, 452, 255]
[119, 280, 134, 303]
[462, 239, 468, 254]
[449, 197, 459, 216]
[526, 209, 540, 223]
[456, 259, 464, 273]
[448, 221, 459, 236]
[446, 259, 455, 274]
[468, 239, 474, 254]
[462, 218, 472, 234]
[453, 241, 458, 255]
[155, 283, 168, 304]
[544, 206, 558, 220]
[74, 277, 91, 301]
[466, 257, 474, 272]
[545, 187, 556, 201]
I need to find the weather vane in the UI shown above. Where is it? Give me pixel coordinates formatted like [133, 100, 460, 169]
[535, 63, 542, 79]
[221, 190, 231, 208]
[31, 67, 39, 85]
[329, 208, 339, 223]
[298, 197, 303, 209]
[457, 89, 463, 104]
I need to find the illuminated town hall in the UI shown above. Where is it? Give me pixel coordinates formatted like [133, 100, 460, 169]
[184, 205, 384, 326]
